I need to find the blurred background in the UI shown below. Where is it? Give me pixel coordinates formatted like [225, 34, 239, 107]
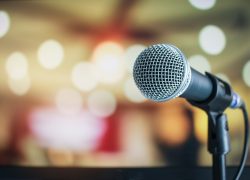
[0, 0, 250, 167]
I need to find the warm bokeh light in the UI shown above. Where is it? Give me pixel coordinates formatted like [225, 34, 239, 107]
[216, 73, 231, 84]
[87, 90, 117, 117]
[123, 77, 146, 103]
[55, 88, 83, 115]
[197, 145, 212, 166]
[120, 111, 158, 166]
[0, 109, 11, 150]
[155, 108, 191, 147]
[93, 41, 126, 84]
[30, 108, 107, 151]
[199, 25, 226, 55]
[193, 108, 208, 144]
[188, 0, 216, 10]
[0, 10, 10, 38]
[5, 52, 29, 80]
[47, 149, 74, 166]
[188, 55, 211, 74]
[124, 44, 146, 73]
[71, 62, 98, 92]
[242, 61, 250, 87]
[38, 39, 64, 69]
[8, 75, 31, 96]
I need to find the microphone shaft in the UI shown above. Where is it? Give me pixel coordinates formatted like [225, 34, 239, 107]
[181, 68, 213, 102]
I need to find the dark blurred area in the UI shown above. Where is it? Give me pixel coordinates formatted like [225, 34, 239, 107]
[0, 0, 250, 167]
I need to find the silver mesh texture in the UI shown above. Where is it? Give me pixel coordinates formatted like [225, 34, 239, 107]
[133, 44, 191, 102]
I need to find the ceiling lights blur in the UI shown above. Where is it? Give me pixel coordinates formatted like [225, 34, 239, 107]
[124, 44, 146, 73]
[5, 52, 31, 96]
[0, 10, 10, 38]
[8, 76, 31, 96]
[124, 77, 146, 103]
[71, 62, 98, 92]
[55, 88, 83, 115]
[87, 90, 116, 117]
[188, 0, 216, 10]
[38, 39, 64, 69]
[93, 41, 125, 84]
[6, 52, 29, 80]
[199, 25, 226, 55]
[188, 55, 211, 74]
[242, 61, 250, 87]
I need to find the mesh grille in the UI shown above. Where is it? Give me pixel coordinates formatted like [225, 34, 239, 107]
[133, 44, 190, 102]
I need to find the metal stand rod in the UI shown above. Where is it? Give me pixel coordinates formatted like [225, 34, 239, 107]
[213, 154, 226, 180]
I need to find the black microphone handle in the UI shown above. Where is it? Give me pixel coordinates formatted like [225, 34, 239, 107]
[181, 68, 213, 102]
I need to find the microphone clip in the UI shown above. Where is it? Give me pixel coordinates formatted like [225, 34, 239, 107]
[188, 72, 233, 113]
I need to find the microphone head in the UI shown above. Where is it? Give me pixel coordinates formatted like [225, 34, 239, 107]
[133, 44, 191, 102]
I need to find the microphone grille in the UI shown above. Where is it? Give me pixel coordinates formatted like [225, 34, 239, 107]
[133, 44, 191, 102]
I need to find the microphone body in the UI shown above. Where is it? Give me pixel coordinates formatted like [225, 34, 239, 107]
[133, 44, 242, 110]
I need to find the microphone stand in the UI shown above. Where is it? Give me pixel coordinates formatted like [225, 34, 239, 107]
[189, 73, 233, 180]
[207, 111, 230, 180]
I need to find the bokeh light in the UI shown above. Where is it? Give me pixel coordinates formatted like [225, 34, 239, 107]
[0, 10, 10, 38]
[155, 108, 191, 147]
[188, 55, 211, 74]
[8, 75, 31, 96]
[242, 61, 250, 87]
[5, 52, 29, 80]
[55, 88, 83, 115]
[71, 62, 98, 92]
[216, 73, 231, 84]
[199, 25, 226, 55]
[87, 90, 116, 117]
[124, 77, 146, 103]
[124, 44, 146, 73]
[193, 108, 207, 144]
[38, 39, 64, 69]
[30, 108, 106, 151]
[47, 149, 74, 166]
[188, 0, 216, 10]
[93, 41, 126, 84]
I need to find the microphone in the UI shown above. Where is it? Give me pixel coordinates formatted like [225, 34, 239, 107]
[133, 44, 242, 109]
